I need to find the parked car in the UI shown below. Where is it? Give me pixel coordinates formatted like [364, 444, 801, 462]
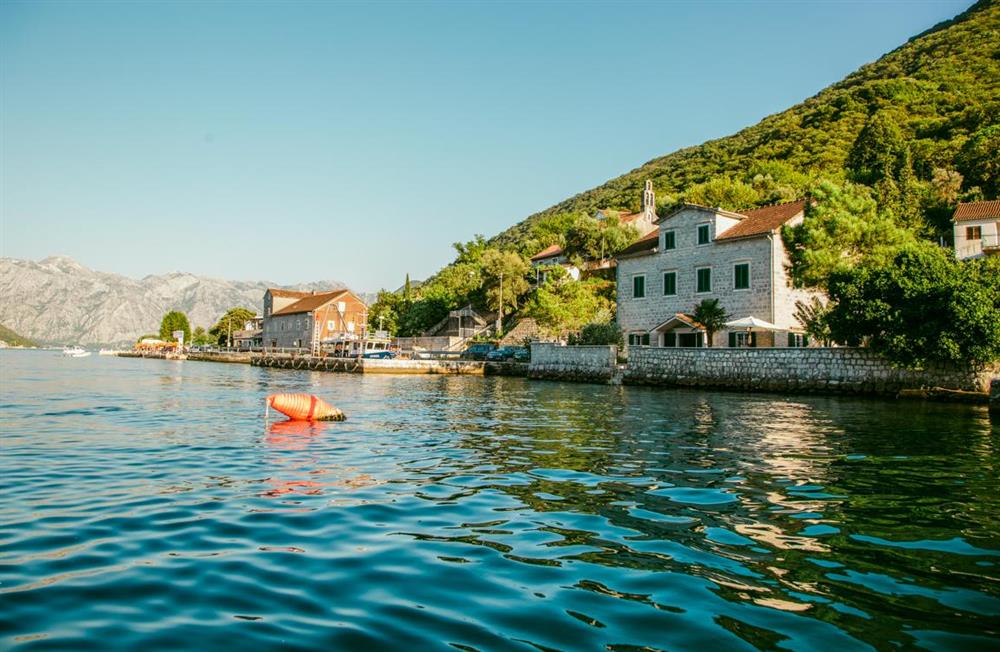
[363, 350, 397, 359]
[486, 346, 529, 362]
[461, 343, 497, 360]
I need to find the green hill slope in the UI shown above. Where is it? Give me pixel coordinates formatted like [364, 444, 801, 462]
[385, 0, 999, 337]
[0, 324, 38, 347]
[490, 0, 998, 247]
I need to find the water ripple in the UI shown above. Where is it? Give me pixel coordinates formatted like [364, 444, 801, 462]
[1, 350, 998, 650]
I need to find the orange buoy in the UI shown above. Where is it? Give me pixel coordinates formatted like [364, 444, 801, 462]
[265, 393, 345, 422]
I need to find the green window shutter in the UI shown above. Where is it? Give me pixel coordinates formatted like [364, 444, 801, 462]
[734, 263, 749, 290]
[698, 224, 710, 245]
[663, 272, 676, 295]
[697, 268, 711, 293]
[665, 332, 676, 347]
[750, 332, 757, 347]
[803, 334, 809, 346]
[664, 231, 675, 250]
[633, 275, 645, 298]
[728, 332, 736, 347]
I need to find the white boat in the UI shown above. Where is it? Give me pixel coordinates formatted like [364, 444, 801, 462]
[63, 346, 92, 358]
[98, 349, 120, 356]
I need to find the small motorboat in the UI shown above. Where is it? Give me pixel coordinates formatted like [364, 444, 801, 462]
[63, 346, 91, 358]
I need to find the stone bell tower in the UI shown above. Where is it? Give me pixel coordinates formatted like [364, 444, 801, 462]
[643, 179, 655, 221]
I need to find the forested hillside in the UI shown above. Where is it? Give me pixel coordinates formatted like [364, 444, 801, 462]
[494, 0, 998, 246]
[374, 0, 1000, 339]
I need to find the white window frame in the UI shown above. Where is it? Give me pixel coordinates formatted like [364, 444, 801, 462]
[733, 261, 751, 292]
[695, 266, 712, 294]
[662, 270, 677, 296]
[697, 223, 712, 246]
[632, 273, 646, 300]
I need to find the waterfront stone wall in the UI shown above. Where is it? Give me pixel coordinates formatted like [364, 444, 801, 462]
[528, 344, 618, 382]
[252, 354, 488, 375]
[624, 347, 997, 395]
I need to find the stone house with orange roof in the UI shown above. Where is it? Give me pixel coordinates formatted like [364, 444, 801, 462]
[615, 200, 822, 348]
[262, 288, 367, 350]
[952, 200, 1000, 260]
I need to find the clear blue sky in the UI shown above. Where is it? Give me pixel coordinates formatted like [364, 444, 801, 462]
[0, 0, 973, 292]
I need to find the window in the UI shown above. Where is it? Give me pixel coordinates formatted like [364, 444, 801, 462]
[633, 274, 646, 299]
[696, 267, 712, 293]
[787, 332, 809, 348]
[663, 332, 677, 347]
[628, 333, 650, 346]
[697, 224, 711, 245]
[328, 320, 337, 330]
[967, 226, 982, 240]
[729, 331, 757, 347]
[734, 263, 750, 290]
[663, 271, 677, 296]
[663, 230, 676, 250]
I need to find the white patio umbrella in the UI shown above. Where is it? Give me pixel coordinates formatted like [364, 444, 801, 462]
[724, 316, 782, 331]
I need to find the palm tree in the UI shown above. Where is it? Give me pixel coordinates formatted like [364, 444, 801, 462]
[693, 298, 729, 347]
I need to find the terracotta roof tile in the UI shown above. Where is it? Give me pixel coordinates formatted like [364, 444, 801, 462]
[267, 288, 315, 299]
[530, 244, 564, 261]
[715, 200, 807, 241]
[953, 200, 1000, 222]
[271, 289, 351, 316]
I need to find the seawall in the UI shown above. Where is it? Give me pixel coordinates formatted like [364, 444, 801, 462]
[527, 344, 619, 383]
[528, 344, 998, 398]
[251, 353, 527, 376]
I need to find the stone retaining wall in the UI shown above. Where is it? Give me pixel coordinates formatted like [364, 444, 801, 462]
[528, 344, 618, 383]
[624, 347, 997, 395]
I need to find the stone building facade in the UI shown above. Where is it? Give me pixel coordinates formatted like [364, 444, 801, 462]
[262, 288, 367, 350]
[615, 200, 821, 347]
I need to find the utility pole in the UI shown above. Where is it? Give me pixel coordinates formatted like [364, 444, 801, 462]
[496, 270, 503, 334]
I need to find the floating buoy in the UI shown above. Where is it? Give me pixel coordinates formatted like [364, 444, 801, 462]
[265, 393, 345, 422]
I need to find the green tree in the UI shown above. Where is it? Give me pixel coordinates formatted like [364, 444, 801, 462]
[403, 274, 412, 302]
[481, 249, 530, 320]
[826, 243, 1000, 368]
[191, 326, 213, 346]
[564, 215, 639, 262]
[570, 322, 623, 346]
[524, 276, 615, 337]
[209, 307, 255, 346]
[956, 124, 1000, 198]
[782, 180, 916, 290]
[845, 110, 921, 226]
[846, 111, 910, 187]
[693, 298, 729, 347]
[793, 297, 832, 346]
[159, 311, 191, 343]
[682, 176, 761, 210]
[368, 290, 402, 335]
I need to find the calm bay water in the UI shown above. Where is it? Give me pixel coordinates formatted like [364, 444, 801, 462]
[1, 350, 998, 651]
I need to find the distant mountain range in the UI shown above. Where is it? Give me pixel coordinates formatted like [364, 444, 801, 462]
[0, 256, 349, 346]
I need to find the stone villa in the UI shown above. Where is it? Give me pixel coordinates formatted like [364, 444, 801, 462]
[261, 288, 367, 351]
[953, 199, 1000, 260]
[615, 199, 821, 347]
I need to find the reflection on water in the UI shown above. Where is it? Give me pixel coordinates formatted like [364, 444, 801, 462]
[0, 350, 998, 650]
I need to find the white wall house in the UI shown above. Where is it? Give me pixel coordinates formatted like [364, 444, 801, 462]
[615, 200, 822, 348]
[953, 200, 1000, 260]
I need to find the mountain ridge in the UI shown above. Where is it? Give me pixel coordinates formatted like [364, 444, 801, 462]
[0, 256, 347, 346]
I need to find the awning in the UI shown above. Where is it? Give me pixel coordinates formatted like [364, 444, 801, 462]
[724, 316, 782, 331]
